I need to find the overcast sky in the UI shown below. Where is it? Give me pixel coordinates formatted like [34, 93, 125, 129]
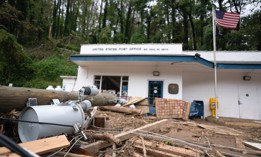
[242, 2, 261, 17]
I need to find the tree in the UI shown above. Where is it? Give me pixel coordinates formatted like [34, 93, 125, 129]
[241, 11, 261, 50]
[0, 29, 34, 86]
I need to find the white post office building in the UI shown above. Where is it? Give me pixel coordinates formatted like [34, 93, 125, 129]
[66, 44, 261, 120]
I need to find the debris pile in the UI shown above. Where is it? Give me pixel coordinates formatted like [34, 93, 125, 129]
[1, 86, 261, 157]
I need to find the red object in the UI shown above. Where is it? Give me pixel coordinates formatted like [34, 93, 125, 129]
[215, 10, 240, 29]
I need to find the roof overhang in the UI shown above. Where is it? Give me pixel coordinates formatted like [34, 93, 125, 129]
[70, 55, 261, 70]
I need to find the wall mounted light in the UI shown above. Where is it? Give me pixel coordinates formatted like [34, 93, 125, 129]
[243, 75, 251, 81]
[153, 71, 160, 76]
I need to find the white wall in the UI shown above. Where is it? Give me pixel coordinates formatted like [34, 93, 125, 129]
[183, 70, 261, 119]
[73, 65, 183, 99]
[184, 51, 261, 62]
[74, 63, 261, 120]
[62, 78, 76, 92]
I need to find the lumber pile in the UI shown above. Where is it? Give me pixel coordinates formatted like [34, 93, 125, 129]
[132, 138, 202, 157]
[81, 119, 168, 153]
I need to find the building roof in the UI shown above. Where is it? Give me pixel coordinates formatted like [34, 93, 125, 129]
[70, 54, 261, 70]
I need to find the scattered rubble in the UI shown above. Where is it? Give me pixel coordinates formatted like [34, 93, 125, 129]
[1, 91, 261, 157]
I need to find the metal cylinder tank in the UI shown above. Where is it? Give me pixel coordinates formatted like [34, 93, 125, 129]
[18, 103, 85, 142]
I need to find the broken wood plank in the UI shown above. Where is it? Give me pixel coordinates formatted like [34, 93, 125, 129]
[71, 147, 94, 156]
[183, 102, 191, 121]
[235, 137, 245, 149]
[134, 144, 182, 157]
[132, 152, 143, 157]
[214, 149, 225, 157]
[135, 99, 150, 114]
[243, 141, 261, 150]
[123, 97, 147, 107]
[81, 119, 168, 153]
[99, 106, 143, 115]
[139, 137, 147, 157]
[56, 152, 93, 157]
[88, 133, 121, 144]
[0, 135, 70, 157]
[211, 144, 261, 156]
[224, 121, 261, 128]
[133, 139, 201, 157]
[197, 124, 242, 136]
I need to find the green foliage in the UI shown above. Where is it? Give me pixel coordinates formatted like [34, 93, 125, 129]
[241, 11, 261, 50]
[224, 31, 248, 50]
[25, 55, 77, 88]
[130, 28, 146, 43]
[57, 43, 81, 52]
[0, 29, 34, 86]
[98, 27, 113, 43]
[23, 79, 61, 89]
[202, 25, 213, 50]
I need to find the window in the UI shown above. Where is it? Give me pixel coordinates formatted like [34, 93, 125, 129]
[168, 83, 179, 94]
[94, 75, 129, 97]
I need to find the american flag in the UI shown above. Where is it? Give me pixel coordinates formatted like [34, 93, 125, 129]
[215, 10, 240, 29]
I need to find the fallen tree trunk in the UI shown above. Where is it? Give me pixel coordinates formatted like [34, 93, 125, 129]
[99, 106, 142, 115]
[0, 86, 117, 113]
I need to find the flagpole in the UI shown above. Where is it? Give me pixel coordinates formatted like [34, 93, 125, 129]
[212, 4, 218, 119]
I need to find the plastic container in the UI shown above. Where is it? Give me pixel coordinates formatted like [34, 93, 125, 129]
[46, 85, 54, 90]
[209, 98, 219, 117]
[189, 100, 204, 118]
[55, 85, 62, 91]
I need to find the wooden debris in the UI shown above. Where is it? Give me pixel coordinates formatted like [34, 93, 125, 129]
[99, 106, 143, 115]
[134, 131, 241, 157]
[197, 124, 242, 136]
[93, 116, 108, 128]
[211, 144, 261, 156]
[56, 152, 92, 157]
[134, 144, 182, 157]
[81, 119, 168, 153]
[235, 137, 245, 149]
[133, 152, 143, 157]
[243, 141, 261, 150]
[135, 130, 209, 151]
[133, 139, 201, 157]
[88, 133, 121, 144]
[214, 149, 225, 157]
[112, 143, 116, 157]
[0, 135, 70, 156]
[71, 147, 94, 156]
[123, 97, 147, 107]
[205, 116, 261, 128]
[139, 136, 147, 157]
[135, 99, 150, 114]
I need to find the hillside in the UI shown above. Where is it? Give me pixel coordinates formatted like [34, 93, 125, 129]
[0, 30, 79, 88]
